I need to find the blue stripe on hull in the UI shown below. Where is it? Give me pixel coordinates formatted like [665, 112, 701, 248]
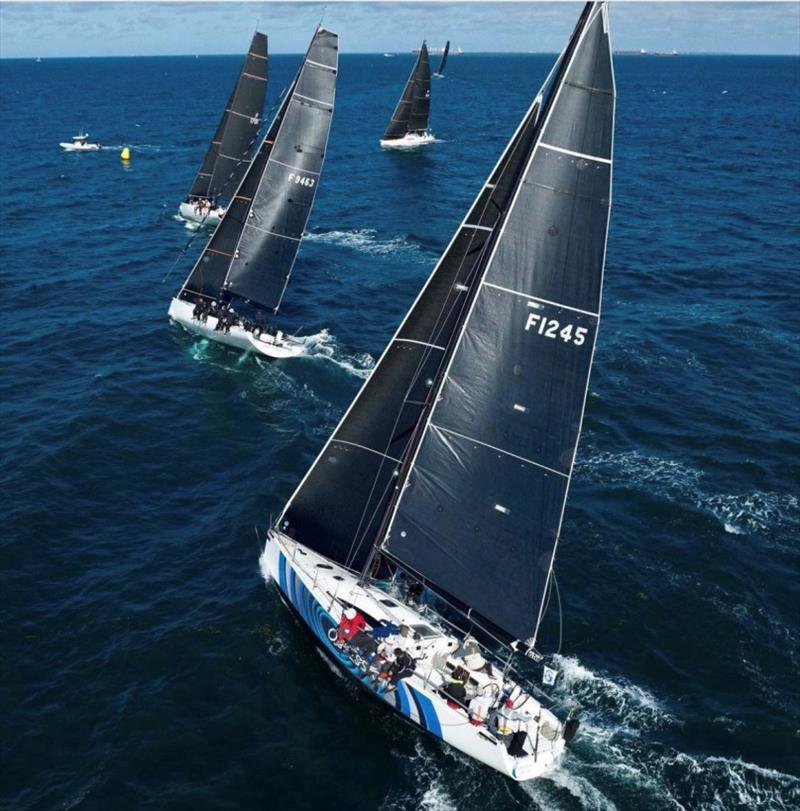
[274, 551, 446, 743]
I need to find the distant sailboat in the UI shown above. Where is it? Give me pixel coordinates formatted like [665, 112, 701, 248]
[178, 32, 268, 227]
[380, 41, 433, 149]
[433, 40, 450, 77]
[169, 27, 339, 359]
[262, 1, 615, 781]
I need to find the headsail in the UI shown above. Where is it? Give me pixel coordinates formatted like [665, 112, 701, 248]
[383, 42, 431, 140]
[436, 41, 450, 76]
[178, 28, 338, 310]
[186, 32, 268, 202]
[279, 2, 614, 646]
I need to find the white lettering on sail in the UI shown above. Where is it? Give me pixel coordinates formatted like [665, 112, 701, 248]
[524, 314, 588, 346]
[288, 173, 315, 188]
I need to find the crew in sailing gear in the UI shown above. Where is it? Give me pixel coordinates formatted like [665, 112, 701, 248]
[489, 698, 520, 742]
[385, 648, 415, 687]
[336, 607, 367, 645]
[460, 636, 487, 671]
[441, 666, 469, 707]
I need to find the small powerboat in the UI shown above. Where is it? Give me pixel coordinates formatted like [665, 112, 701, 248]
[59, 133, 101, 152]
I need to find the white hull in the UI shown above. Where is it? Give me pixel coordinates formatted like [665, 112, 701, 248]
[178, 201, 225, 227]
[168, 297, 303, 359]
[379, 131, 436, 150]
[261, 531, 568, 782]
[60, 142, 100, 152]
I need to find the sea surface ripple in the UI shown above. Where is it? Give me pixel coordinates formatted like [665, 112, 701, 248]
[1, 52, 798, 810]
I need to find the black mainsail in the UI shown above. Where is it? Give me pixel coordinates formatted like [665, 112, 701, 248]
[382, 42, 431, 140]
[177, 28, 338, 310]
[435, 41, 450, 76]
[186, 32, 268, 203]
[280, 3, 614, 646]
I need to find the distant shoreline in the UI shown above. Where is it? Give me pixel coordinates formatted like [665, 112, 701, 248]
[3, 51, 798, 60]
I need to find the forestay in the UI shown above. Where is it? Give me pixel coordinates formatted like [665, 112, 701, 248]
[187, 32, 268, 202]
[383, 43, 431, 140]
[179, 28, 338, 310]
[384, 3, 615, 643]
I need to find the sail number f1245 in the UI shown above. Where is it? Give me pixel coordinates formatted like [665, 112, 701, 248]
[525, 313, 588, 346]
[288, 172, 315, 188]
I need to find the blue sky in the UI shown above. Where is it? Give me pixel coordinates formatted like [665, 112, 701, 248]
[1, 2, 798, 58]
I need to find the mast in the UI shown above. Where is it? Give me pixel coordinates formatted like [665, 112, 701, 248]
[279, 2, 614, 648]
[177, 28, 338, 310]
[382, 42, 431, 140]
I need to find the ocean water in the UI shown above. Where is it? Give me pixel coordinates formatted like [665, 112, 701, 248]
[1, 49, 799, 811]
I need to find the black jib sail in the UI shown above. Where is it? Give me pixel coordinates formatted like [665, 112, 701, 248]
[178, 28, 338, 310]
[186, 32, 268, 203]
[436, 41, 450, 76]
[279, 2, 614, 646]
[382, 42, 431, 140]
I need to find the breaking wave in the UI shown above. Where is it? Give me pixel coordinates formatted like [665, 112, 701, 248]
[305, 228, 431, 262]
[297, 329, 375, 379]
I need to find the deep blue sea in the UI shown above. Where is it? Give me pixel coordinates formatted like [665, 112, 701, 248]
[1, 50, 799, 810]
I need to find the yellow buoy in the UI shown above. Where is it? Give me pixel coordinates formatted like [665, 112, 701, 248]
[120, 146, 131, 161]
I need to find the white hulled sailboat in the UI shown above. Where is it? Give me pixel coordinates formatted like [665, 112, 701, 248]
[169, 27, 338, 359]
[380, 41, 434, 149]
[263, 2, 615, 781]
[178, 32, 268, 227]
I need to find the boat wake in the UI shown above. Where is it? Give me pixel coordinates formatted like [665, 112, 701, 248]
[305, 228, 432, 263]
[295, 329, 375, 379]
[577, 449, 799, 536]
[519, 656, 800, 811]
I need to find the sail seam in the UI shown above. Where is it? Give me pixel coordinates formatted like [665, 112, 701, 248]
[294, 92, 332, 108]
[482, 282, 599, 317]
[245, 223, 301, 241]
[269, 158, 321, 176]
[227, 109, 262, 122]
[540, 142, 611, 164]
[395, 339, 446, 351]
[431, 425, 568, 478]
[305, 59, 337, 72]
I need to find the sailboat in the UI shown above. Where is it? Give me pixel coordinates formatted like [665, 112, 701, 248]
[433, 40, 450, 77]
[169, 27, 338, 359]
[178, 32, 268, 227]
[261, 2, 614, 781]
[380, 41, 433, 149]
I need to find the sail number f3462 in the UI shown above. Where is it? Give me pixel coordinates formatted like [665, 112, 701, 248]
[525, 313, 588, 346]
[288, 172, 315, 188]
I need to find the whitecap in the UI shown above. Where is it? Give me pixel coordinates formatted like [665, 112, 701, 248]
[296, 328, 375, 380]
